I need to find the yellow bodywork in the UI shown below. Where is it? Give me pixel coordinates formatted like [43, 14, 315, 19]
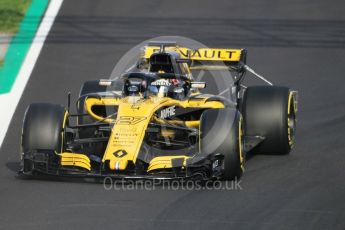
[82, 95, 224, 171]
[147, 156, 190, 172]
[60, 152, 91, 171]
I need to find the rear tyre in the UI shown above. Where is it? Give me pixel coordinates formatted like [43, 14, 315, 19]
[242, 86, 297, 155]
[77, 80, 108, 137]
[21, 103, 68, 172]
[78, 80, 112, 156]
[200, 108, 244, 180]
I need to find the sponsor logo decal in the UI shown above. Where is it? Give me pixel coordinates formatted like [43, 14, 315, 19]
[145, 47, 241, 61]
[151, 79, 171, 86]
[113, 149, 128, 158]
[160, 106, 175, 119]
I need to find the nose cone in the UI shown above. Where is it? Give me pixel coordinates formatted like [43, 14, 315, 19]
[102, 100, 158, 170]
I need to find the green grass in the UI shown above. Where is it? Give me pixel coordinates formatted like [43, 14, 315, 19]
[0, 0, 31, 33]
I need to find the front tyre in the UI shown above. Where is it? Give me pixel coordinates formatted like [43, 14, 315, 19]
[21, 103, 68, 172]
[200, 108, 244, 180]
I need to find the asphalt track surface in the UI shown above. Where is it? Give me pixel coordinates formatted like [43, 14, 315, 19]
[1, 0, 345, 229]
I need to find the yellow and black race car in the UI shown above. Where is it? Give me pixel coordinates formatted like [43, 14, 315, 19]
[20, 42, 297, 181]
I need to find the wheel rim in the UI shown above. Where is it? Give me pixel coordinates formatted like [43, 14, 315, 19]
[61, 111, 69, 153]
[287, 92, 296, 148]
[238, 116, 245, 171]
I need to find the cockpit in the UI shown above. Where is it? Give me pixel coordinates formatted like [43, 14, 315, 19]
[122, 51, 193, 100]
[122, 72, 190, 100]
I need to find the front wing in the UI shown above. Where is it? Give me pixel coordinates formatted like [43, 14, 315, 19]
[19, 150, 224, 181]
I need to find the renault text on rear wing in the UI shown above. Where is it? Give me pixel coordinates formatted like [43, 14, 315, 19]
[143, 46, 246, 63]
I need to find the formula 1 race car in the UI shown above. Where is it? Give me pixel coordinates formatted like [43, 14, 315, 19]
[20, 41, 297, 181]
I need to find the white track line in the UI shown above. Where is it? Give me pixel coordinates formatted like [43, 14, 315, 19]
[0, 0, 64, 148]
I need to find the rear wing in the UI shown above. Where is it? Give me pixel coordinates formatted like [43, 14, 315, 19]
[140, 42, 273, 85]
[141, 43, 247, 69]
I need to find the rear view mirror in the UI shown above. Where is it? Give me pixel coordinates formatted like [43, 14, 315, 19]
[191, 82, 206, 89]
[99, 79, 113, 86]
